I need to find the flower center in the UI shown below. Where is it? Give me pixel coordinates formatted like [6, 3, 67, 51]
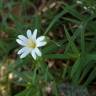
[26, 39, 36, 48]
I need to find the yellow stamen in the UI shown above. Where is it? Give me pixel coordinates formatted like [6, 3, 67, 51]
[26, 39, 36, 48]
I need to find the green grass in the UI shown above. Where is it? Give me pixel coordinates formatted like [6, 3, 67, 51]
[0, 0, 96, 96]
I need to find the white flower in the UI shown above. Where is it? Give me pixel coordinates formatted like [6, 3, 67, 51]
[16, 29, 47, 60]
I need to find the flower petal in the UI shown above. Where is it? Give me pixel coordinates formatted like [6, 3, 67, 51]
[32, 29, 37, 40]
[36, 36, 45, 42]
[20, 49, 30, 58]
[31, 49, 36, 60]
[35, 48, 42, 56]
[27, 29, 32, 38]
[17, 48, 24, 55]
[16, 39, 26, 46]
[37, 41, 47, 47]
[17, 47, 28, 54]
[18, 35, 27, 42]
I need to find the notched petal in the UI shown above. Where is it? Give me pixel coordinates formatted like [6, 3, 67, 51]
[18, 35, 28, 42]
[32, 29, 37, 40]
[20, 49, 30, 58]
[37, 41, 47, 47]
[35, 48, 42, 56]
[31, 50, 37, 60]
[16, 39, 26, 46]
[27, 29, 32, 38]
[36, 36, 45, 42]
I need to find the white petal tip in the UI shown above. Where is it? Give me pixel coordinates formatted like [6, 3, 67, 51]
[44, 42, 47, 45]
[32, 55, 37, 60]
[17, 52, 20, 55]
[33, 58, 36, 60]
[20, 55, 25, 59]
[16, 39, 19, 43]
[20, 56, 24, 59]
[34, 29, 37, 31]
[27, 29, 31, 31]
[27, 29, 32, 38]
[18, 35, 21, 38]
